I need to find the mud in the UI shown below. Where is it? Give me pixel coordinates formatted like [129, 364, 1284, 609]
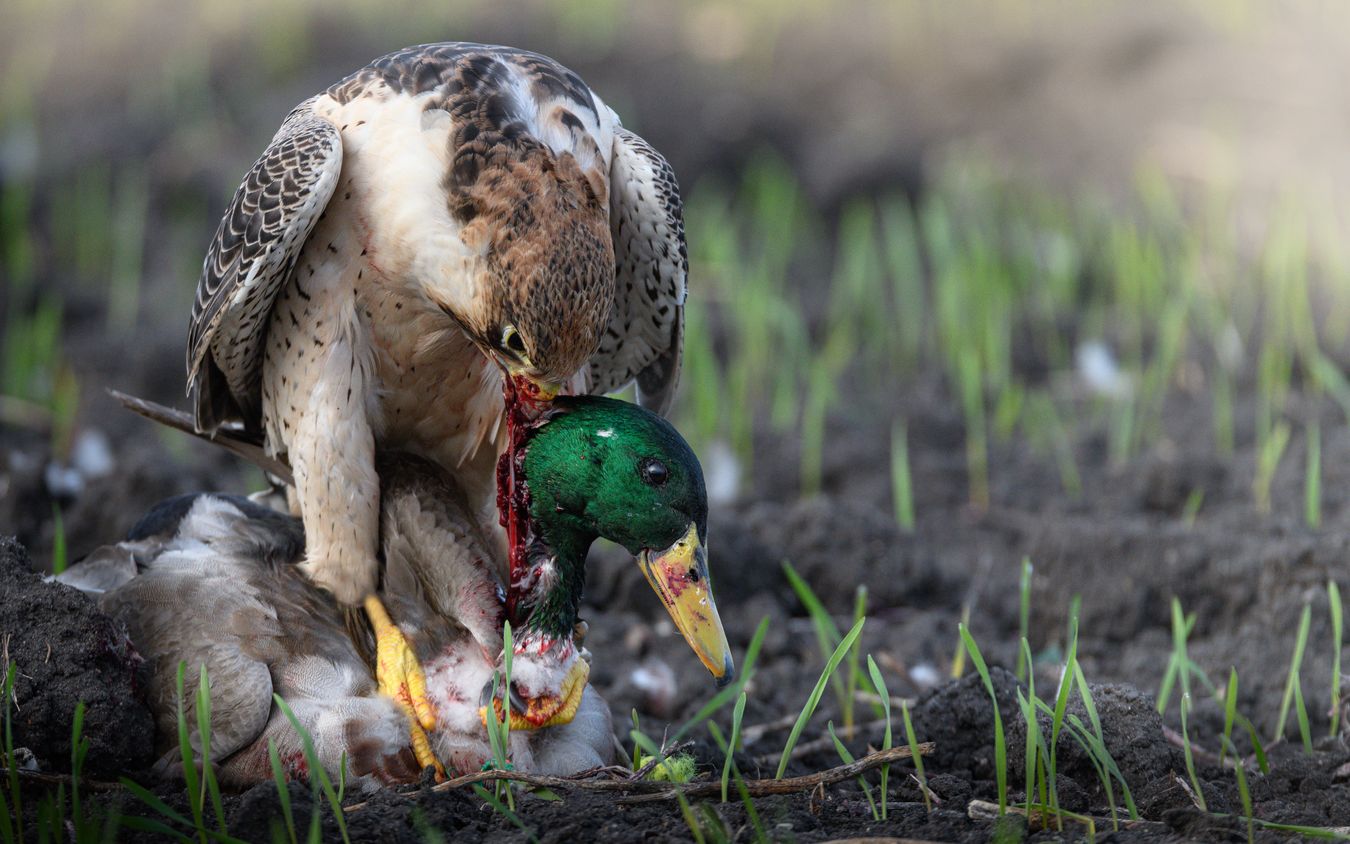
[0, 537, 154, 779]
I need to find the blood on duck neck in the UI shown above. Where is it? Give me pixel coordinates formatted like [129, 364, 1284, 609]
[497, 375, 556, 629]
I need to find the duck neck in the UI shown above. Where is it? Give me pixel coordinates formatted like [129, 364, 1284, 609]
[500, 442, 594, 646]
[514, 524, 592, 644]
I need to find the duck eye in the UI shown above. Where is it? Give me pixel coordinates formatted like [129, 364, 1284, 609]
[502, 325, 527, 357]
[638, 457, 669, 487]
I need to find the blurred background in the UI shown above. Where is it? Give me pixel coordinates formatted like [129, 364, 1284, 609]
[5, 0, 1350, 566]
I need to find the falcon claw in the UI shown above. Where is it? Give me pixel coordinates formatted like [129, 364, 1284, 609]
[364, 595, 444, 777]
[409, 719, 445, 782]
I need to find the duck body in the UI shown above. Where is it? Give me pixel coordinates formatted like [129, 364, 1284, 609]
[57, 453, 613, 791]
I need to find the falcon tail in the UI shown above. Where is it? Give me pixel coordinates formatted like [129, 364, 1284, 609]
[108, 389, 295, 485]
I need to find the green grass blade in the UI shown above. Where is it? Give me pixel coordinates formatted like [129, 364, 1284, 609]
[1157, 598, 1187, 715]
[675, 791, 706, 844]
[1069, 667, 1139, 821]
[1331, 581, 1344, 738]
[844, 586, 868, 729]
[1274, 603, 1312, 744]
[721, 692, 746, 803]
[1221, 668, 1238, 767]
[731, 762, 767, 844]
[274, 695, 350, 844]
[1050, 603, 1080, 822]
[1306, 419, 1322, 528]
[50, 505, 67, 574]
[782, 561, 844, 715]
[629, 710, 641, 771]
[1225, 734, 1255, 844]
[1294, 674, 1313, 753]
[173, 663, 206, 843]
[1016, 559, 1032, 682]
[866, 655, 893, 819]
[117, 815, 195, 843]
[267, 740, 298, 844]
[775, 617, 866, 779]
[3, 663, 18, 844]
[1016, 689, 1038, 816]
[891, 420, 915, 531]
[120, 777, 195, 828]
[899, 700, 929, 813]
[826, 721, 878, 820]
[69, 701, 85, 836]
[959, 623, 1007, 814]
[668, 616, 771, 748]
[1179, 694, 1207, 811]
[472, 784, 538, 844]
[196, 666, 227, 833]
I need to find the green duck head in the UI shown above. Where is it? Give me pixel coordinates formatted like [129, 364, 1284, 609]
[512, 395, 734, 687]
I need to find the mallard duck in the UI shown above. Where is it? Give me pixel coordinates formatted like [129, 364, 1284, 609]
[184, 43, 689, 762]
[67, 396, 727, 786]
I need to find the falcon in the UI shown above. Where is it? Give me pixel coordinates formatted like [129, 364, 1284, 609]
[185, 43, 688, 771]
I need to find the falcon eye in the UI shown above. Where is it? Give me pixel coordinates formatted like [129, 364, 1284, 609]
[638, 457, 669, 487]
[501, 325, 527, 358]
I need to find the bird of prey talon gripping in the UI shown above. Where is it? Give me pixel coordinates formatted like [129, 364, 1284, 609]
[365, 594, 446, 779]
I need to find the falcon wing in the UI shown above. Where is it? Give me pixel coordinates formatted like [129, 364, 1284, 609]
[186, 99, 343, 433]
[588, 127, 687, 416]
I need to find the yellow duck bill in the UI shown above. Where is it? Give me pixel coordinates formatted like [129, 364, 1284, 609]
[637, 524, 735, 686]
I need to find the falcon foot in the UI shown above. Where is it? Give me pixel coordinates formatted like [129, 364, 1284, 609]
[364, 595, 446, 781]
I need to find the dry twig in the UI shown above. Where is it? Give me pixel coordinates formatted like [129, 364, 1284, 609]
[344, 742, 933, 813]
[1, 766, 124, 793]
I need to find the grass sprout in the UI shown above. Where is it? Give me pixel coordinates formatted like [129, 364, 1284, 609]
[1016, 558, 1032, 682]
[1273, 602, 1312, 748]
[471, 783, 537, 844]
[826, 721, 878, 819]
[775, 617, 866, 779]
[720, 692, 746, 803]
[267, 740, 298, 844]
[959, 623, 1006, 814]
[891, 420, 915, 531]
[274, 695, 349, 844]
[1179, 693, 1208, 811]
[1306, 418, 1322, 528]
[1, 663, 17, 844]
[485, 621, 516, 809]
[1332, 580, 1344, 738]
[866, 656, 894, 819]
[1221, 669, 1239, 768]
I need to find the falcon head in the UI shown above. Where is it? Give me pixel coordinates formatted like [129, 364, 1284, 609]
[437, 145, 615, 393]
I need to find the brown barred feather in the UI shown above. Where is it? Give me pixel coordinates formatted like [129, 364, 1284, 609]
[186, 100, 341, 433]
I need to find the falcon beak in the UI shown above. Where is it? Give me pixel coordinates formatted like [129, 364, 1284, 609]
[637, 524, 735, 687]
[510, 368, 561, 402]
[480, 345, 561, 402]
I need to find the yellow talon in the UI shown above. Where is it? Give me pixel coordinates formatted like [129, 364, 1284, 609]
[365, 595, 444, 779]
[409, 720, 445, 779]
